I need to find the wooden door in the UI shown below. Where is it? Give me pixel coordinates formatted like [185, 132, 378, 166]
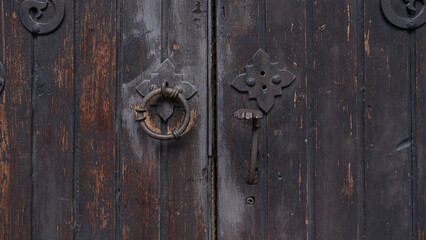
[0, 0, 425, 239]
[216, 0, 426, 239]
[0, 0, 210, 239]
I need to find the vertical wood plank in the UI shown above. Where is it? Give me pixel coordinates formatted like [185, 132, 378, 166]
[120, 0, 210, 239]
[265, 0, 308, 239]
[312, 0, 359, 239]
[165, 0, 210, 238]
[0, 1, 32, 239]
[416, 22, 426, 240]
[217, 0, 308, 238]
[120, 0, 161, 239]
[364, 1, 411, 239]
[31, 1, 74, 239]
[75, 0, 117, 238]
[216, 0, 262, 238]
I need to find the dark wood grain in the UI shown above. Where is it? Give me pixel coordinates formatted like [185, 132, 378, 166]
[120, 0, 210, 239]
[216, 0, 359, 238]
[1, 0, 425, 239]
[265, 0, 307, 239]
[120, 1, 161, 239]
[31, 1, 75, 239]
[312, 0, 359, 239]
[216, 0, 262, 238]
[0, 1, 32, 239]
[364, 1, 412, 239]
[164, 1, 210, 239]
[75, 0, 117, 238]
[417, 20, 425, 240]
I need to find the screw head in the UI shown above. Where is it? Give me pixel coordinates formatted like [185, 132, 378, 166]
[272, 75, 281, 84]
[32, 24, 41, 33]
[246, 197, 255, 205]
[246, 78, 256, 87]
[407, 21, 417, 29]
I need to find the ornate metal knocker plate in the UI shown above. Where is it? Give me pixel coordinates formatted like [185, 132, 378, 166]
[20, 0, 65, 34]
[381, 0, 426, 29]
[135, 59, 197, 140]
[232, 49, 296, 113]
[136, 82, 191, 140]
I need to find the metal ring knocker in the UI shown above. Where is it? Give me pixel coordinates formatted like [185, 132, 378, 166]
[136, 81, 191, 140]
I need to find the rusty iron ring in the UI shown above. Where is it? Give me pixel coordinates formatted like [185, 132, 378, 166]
[136, 87, 190, 140]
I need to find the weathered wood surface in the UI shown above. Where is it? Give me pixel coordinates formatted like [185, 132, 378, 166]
[76, 0, 118, 239]
[120, 0, 210, 239]
[216, 0, 425, 239]
[0, 1, 32, 239]
[0, 0, 210, 239]
[364, 1, 412, 239]
[418, 22, 426, 240]
[216, 0, 262, 239]
[312, 0, 359, 239]
[0, 0, 425, 239]
[216, 0, 308, 239]
[120, 1, 161, 238]
[265, 0, 307, 239]
[32, 0, 75, 238]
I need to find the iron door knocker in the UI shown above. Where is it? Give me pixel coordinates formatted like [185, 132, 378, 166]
[136, 81, 191, 140]
[135, 59, 197, 140]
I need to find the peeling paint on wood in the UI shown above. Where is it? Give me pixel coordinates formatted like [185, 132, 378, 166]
[0, 0, 33, 239]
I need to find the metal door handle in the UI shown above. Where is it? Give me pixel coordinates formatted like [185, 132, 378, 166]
[136, 81, 191, 140]
[234, 109, 263, 184]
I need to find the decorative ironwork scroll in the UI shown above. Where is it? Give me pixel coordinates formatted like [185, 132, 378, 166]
[381, 0, 426, 29]
[20, 0, 65, 34]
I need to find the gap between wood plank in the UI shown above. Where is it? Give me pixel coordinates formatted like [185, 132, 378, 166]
[115, 0, 124, 239]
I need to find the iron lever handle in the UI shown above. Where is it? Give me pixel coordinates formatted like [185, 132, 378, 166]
[234, 109, 263, 184]
[136, 82, 191, 140]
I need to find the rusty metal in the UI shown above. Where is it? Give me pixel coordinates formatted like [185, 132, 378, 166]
[136, 86, 191, 140]
[232, 49, 296, 113]
[20, 0, 65, 34]
[234, 109, 263, 184]
[381, 0, 426, 29]
[0, 62, 4, 96]
[136, 59, 197, 121]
